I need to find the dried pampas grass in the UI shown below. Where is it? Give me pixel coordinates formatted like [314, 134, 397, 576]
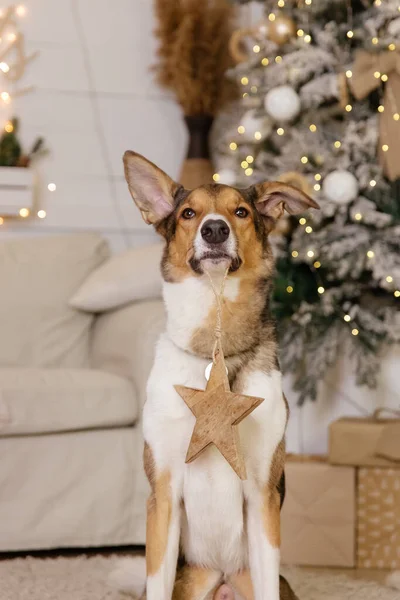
[154, 0, 236, 116]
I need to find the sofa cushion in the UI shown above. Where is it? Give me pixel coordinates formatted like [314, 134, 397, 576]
[70, 243, 163, 312]
[0, 368, 138, 436]
[0, 234, 109, 368]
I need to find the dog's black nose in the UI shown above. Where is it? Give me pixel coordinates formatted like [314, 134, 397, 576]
[201, 219, 230, 244]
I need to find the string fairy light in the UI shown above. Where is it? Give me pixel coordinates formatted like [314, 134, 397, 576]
[292, 250, 299, 257]
[37, 210, 46, 219]
[394, 290, 400, 298]
[352, 328, 359, 336]
[299, 217, 307, 225]
[0, 217, 4, 225]
[47, 183, 56, 192]
[229, 142, 237, 151]
[213, 173, 220, 182]
[16, 5, 26, 17]
[344, 314, 351, 322]
[19, 208, 29, 218]
[286, 285, 294, 293]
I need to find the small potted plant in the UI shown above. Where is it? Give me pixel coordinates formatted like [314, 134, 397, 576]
[0, 117, 46, 218]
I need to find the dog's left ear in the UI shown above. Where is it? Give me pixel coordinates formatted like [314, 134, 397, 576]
[250, 181, 320, 220]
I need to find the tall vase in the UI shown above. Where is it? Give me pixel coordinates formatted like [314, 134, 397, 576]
[180, 115, 214, 189]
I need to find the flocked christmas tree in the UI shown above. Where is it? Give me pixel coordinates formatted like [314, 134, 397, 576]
[213, 0, 400, 404]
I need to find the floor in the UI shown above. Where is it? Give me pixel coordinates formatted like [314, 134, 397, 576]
[1, 548, 391, 586]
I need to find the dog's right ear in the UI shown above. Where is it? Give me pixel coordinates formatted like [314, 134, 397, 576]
[123, 151, 181, 225]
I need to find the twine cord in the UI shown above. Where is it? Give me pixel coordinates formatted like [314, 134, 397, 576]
[204, 267, 230, 363]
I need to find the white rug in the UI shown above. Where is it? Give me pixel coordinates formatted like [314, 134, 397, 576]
[0, 554, 398, 600]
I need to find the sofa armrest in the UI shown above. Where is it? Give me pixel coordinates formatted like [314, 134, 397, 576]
[90, 299, 165, 412]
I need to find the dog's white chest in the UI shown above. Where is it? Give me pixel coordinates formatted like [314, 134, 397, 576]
[144, 334, 286, 574]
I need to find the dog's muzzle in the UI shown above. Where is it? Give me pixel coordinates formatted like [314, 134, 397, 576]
[190, 216, 242, 274]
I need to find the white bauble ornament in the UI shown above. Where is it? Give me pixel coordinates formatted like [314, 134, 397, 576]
[264, 85, 301, 122]
[240, 109, 271, 141]
[322, 170, 359, 204]
[218, 168, 237, 186]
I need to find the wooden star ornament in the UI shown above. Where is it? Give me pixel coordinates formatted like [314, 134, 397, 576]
[174, 343, 264, 480]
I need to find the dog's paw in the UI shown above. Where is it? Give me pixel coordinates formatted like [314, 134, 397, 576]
[213, 583, 235, 600]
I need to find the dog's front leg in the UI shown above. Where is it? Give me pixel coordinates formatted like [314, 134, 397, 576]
[145, 447, 182, 600]
[246, 487, 281, 600]
[239, 370, 287, 600]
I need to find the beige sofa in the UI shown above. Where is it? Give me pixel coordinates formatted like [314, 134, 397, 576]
[0, 233, 165, 551]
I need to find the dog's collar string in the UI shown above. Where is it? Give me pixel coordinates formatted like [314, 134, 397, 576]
[204, 267, 230, 364]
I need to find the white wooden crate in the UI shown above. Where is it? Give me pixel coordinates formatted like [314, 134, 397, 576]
[0, 167, 34, 216]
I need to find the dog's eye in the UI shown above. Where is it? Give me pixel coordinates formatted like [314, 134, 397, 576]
[235, 207, 249, 218]
[181, 208, 196, 220]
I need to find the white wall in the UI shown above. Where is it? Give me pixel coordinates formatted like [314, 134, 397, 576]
[0, 0, 187, 251]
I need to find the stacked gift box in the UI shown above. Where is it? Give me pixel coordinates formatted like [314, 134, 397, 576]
[281, 410, 400, 568]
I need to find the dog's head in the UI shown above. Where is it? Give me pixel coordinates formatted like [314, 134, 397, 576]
[124, 151, 319, 281]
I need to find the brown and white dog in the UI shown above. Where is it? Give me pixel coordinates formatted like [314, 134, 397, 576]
[118, 151, 319, 600]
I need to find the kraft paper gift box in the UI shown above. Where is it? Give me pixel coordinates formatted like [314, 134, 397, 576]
[329, 410, 400, 467]
[281, 455, 356, 567]
[357, 467, 400, 569]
